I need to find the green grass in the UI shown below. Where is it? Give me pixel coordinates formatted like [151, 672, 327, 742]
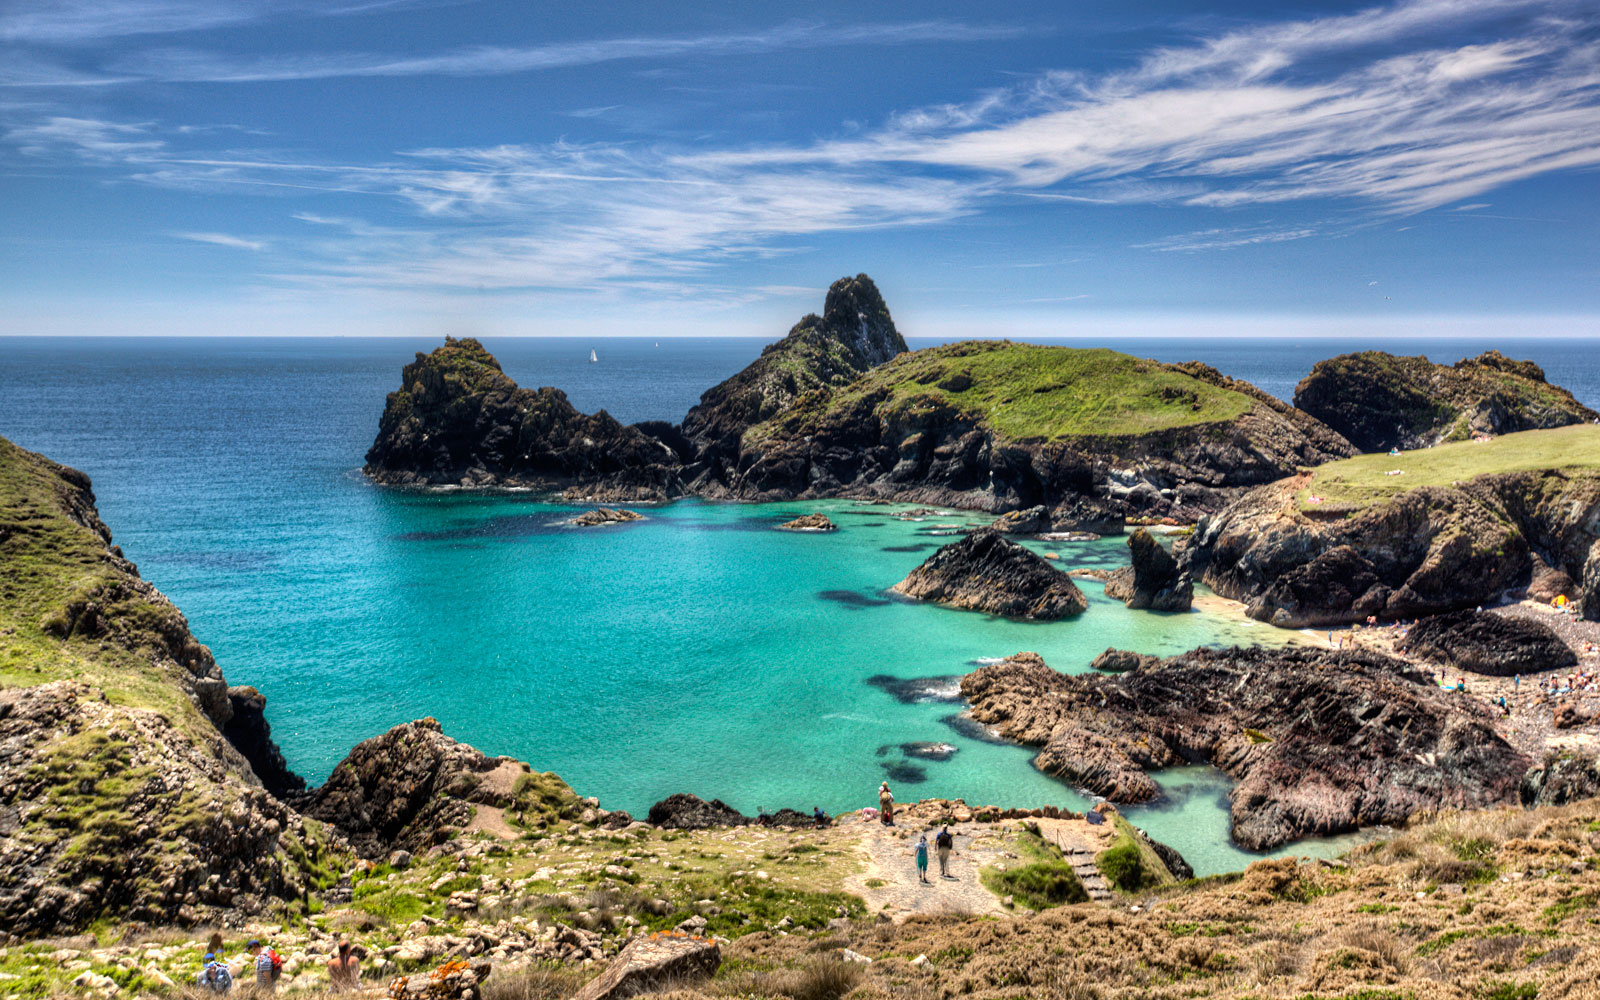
[984, 861, 1089, 910]
[755, 341, 1256, 444]
[1296, 425, 1600, 512]
[1094, 814, 1179, 894]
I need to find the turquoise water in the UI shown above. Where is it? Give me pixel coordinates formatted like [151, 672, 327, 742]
[4, 335, 1593, 874]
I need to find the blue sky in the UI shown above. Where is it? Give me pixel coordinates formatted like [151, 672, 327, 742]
[2, 0, 1598, 338]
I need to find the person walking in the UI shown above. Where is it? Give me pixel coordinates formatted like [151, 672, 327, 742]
[914, 834, 930, 884]
[935, 826, 956, 878]
[878, 782, 895, 826]
[196, 953, 233, 994]
[327, 940, 360, 992]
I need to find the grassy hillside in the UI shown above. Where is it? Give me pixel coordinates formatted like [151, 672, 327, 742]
[1297, 425, 1600, 512]
[755, 341, 1256, 443]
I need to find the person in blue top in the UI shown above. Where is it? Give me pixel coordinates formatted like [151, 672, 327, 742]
[195, 953, 232, 994]
[913, 834, 930, 884]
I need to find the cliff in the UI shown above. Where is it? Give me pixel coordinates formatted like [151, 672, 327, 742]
[1183, 426, 1600, 626]
[0, 436, 319, 935]
[960, 647, 1529, 850]
[363, 336, 685, 498]
[1294, 349, 1598, 452]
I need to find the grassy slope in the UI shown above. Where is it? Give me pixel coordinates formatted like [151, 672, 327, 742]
[0, 437, 212, 738]
[1297, 425, 1600, 512]
[755, 341, 1256, 444]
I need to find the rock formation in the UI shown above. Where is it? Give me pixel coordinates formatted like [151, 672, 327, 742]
[960, 647, 1527, 849]
[892, 530, 1087, 620]
[222, 685, 307, 799]
[363, 337, 685, 498]
[1398, 610, 1576, 676]
[777, 512, 836, 531]
[303, 718, 586, 857]
[1585, 541, 1600, 620]
[1293, 350, 1597, 452]
[1520, 750, 1600, 807]
[646, 794, 752, 829]
[1090, 648, 1160, 672]
[574, 933, 720, 1000]
[572, 507, 643, 527]
[1102, 529, 1193, 611]
[0, 436, 313, 935]
[1184, 435, 1600, 626]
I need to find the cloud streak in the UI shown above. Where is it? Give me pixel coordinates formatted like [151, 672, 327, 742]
[174, 230, 266, 250]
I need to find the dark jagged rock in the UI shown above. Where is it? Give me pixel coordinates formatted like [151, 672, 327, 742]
[222, 686, 306, 799]
[646, 794, 751, 829]
[1090, 648, 1160, 673]
[363, 337, 684, 498]
[1293, 350, 1597, 452]
[681, 274, 907, 484]
[1398, 610, 1576, 676]
[1184, 456, 1600, 627]
[1148, 839, 1194, 882]
[1520, 751, 1600, 807]
[304, 718, 584, 857]
[990, 505, 1050, 534]
[1584, 541, 1600, 620]
[777, 512, 836, 531]
[1102, 529, 1193, 611]
[891, 530, 1087, 620]
[571, 507, 643, 527]
[960, 647, 1527, 850]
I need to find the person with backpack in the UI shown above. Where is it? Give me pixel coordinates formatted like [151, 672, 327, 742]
[935, 826, 957, 878]
[248, 939, 282, 993]
[196, 953, 233, 994]
[812, 805, 830, 828]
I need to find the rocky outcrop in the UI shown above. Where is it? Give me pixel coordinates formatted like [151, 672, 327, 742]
[892, 530, 1087, 620]
[960, 647, 1528, 849]
[1293, 350, 1597, 452]
[388, 958, 493, 1000]
[572, 508, 643, 527]
[681, 274, 907, 484]
[1398, 610, 1576, 676]
[1584, 541, 1600, 620]
[1184, 457, 1600, 627]
[646, 794, 751, 829]
[222, 686, 306, 799]
[777, 513, 836, 532]
[1090, 648, 1160, 673]
[1520, 751, 1600, 807]
[574, 933, 720, 1000]
[1102, 529, 1192, 611]
[363, 337, 685, 498]
[716, 341, 1353, 519]
[304, 719, 585, 857]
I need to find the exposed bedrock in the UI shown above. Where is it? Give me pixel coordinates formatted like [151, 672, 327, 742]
[1103, 528, 1193, 611]
[1397, 610, 1576, 677]
[960, 647, 1528, 850]
[891, 529, 1087, 620]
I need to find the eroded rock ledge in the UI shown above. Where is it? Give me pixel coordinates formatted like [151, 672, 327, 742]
[959, 647, 1528, 849]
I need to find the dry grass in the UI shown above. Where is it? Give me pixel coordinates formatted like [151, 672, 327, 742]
[479, 964, 591, 1000]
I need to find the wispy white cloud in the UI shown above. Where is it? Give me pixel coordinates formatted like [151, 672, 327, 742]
[1131, 227, 1318, 253]
[174, 230, 265, 250]
[0, 0, 467, 44]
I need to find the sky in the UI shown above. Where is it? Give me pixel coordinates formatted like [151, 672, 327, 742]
[1, 0, 1598, 339]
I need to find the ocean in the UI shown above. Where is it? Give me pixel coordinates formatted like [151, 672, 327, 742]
[3, 333, 1597, 875]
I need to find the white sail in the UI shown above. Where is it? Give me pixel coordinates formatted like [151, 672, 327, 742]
[589, 349, 597, 362]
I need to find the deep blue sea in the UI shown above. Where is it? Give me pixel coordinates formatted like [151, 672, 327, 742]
[4, 334, 1598, 875]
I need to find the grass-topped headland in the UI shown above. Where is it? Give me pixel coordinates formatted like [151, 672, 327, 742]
[755, 341, 1256, 444]
[1295, 425, 1600, 514]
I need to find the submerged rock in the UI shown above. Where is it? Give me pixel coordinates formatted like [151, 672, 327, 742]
[571, 507, 644, 527]
[1103, 529, 1193, 611]
[777, 512, 836, 532]
[646, 794, 751, 829]
[892, 530, 1087, 620]
[960, 647, 1527, 850]
[1398, 610, 1575, 676]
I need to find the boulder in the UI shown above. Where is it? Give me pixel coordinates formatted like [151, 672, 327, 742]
[574, 933, 721, 1000]
[891, 530, 1087, 620]
[1090, 648, 1160, 673]
[1521, 751, 1600, 807]
[1102, 529, 1193, 611]
[1525, 553, 1578, 602]
[961, 646, 1527, 850]
[990, 506, 1050, 534]
[1398, 610, 1576, 676]
[646, 794, 751, 829]
[777, 513, 836, 532]
[571, 508, 643, 527]
[387, 958, 492, 1000]
[1584, 541, 1600, 622]
[1553, 703, 1595, 730]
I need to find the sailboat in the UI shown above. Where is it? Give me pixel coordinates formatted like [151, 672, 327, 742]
[589, 349, 598, 363]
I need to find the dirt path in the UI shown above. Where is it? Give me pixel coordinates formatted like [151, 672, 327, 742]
[843, 817, 1012, 919]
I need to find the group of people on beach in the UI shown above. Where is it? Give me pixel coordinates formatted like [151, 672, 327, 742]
[195, 935, 359, 994]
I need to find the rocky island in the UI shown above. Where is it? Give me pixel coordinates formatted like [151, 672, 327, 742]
[892, 529, 1088, 619]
